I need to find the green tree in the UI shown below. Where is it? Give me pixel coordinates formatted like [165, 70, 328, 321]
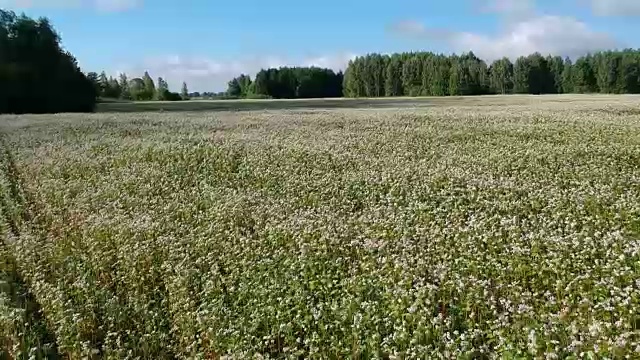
[430, 55, 450, 96]
[617, 51, 640, 94]
[561, 57, 574, 93]
[237, 74, 252, 97]
[384, 55, 404, 96]
[343, 59, 362, 97]
[87, 71, 100, 95]
[0, 10, 96, 113]
[181, 82, 189, 100]
[449, 56, 475, 96]
[227, 78, 242, 97]
[547, 55, 565, 94]
[573, 56, 598, 93]
[513, 56, 531, 94]
[98, 71, 109, 97]
[402, 56, 423, 97]
[595, 52, 620, 93]
[128, 78, 145, 100]
[118, 73, 131, 100]
[156, 77, 169, 100]
[105, 77, 121, 99]
[489, 57, 514, 94]
[140, 71, 156, 100]
[526, 53, 554, 94]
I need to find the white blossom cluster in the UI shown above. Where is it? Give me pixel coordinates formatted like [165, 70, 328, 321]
[1, 97, 640, 358]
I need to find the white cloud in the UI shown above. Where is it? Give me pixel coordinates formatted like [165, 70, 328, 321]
[0, 0, 139, 11]
[387, 20, 427, 35]
[389, 0, 620, 62]
[451, 15, 619, 61]
[114, 52, 358, 93]
[589, 0, 640, 16]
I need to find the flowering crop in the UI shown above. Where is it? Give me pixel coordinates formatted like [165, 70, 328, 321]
[1, 97, 640, 358]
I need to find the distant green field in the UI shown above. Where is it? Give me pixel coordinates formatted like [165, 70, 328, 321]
[96, 94, 639, 112]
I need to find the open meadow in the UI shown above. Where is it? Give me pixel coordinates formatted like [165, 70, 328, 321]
[1, 95, 640, 358]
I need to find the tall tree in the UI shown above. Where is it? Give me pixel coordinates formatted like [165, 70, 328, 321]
[561, 57, 574, 94]
[237, 74, 252, 96]
[253, 70, 269, 96]
[181, 82, 189, 100]
[87, 71, 100, 96]
[617, 51, 640, 94]
[430, 55, 450, 96]
[98, 71, 109, 97]
[0, 10, 96, 113]
[402, 56, 423, 97]
[547, 55, 565, 94]
[573, 55, 598, 93]
[139, 71, 156, 100]
[105, 76, 121, 99]
[595, 52, 620, 93]
[489, 57, 514, 94]
[513, 56, 531, 94]
[156, 77, 169, 100]
[526, 53, 554, 94]
[118, 73, 131, 100]
[227, 78, 242, 97]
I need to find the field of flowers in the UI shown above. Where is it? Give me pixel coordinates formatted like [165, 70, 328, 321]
[1, 97, 640, 358]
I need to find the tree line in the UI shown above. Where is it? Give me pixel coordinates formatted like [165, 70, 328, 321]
[0, 9, 96, 113]
[87, 71, 190, 101]
[226, 67, 344, 99]
[342, 50, 640, 97]
[5, 8, 640, 115]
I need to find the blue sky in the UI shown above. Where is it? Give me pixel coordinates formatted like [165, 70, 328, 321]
[2, 0, 639, 91]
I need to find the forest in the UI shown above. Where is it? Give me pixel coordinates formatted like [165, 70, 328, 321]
[86, 70, 189, 101]
[340, 50, 640, 97]
[3, 8, 640, 114]
[223, 50, 640, 99]
[226, 67, 344, 99]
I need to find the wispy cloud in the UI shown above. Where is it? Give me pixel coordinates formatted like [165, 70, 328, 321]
[587, 0, 640, 16]
[388, 0, 620, 61]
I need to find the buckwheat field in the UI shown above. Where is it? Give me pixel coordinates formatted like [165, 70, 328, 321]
[1, 96, 640, 359]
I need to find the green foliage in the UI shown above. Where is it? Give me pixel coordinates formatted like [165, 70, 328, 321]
[89, 69, 186, 102]
[547, 55, 565, 94]
[118, 73, 131, 100]
[0, 10, 96, 113]
[129, 77, 146, 100]
[343, 49, 640, 97]
[156, 77, 169, 100]
[163, 91, 183, 101]
[384, 55, 403, 96]
[87, 71, 100, 94]
[139, 71, 156, 101]
[181, 82, 189, 100]
[562, 58, 574, 94]
[573, 55, 598, 93]
[226, 74, 252, 97]
[490, 57, 514, 94]
[236, 67, 343, 99]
